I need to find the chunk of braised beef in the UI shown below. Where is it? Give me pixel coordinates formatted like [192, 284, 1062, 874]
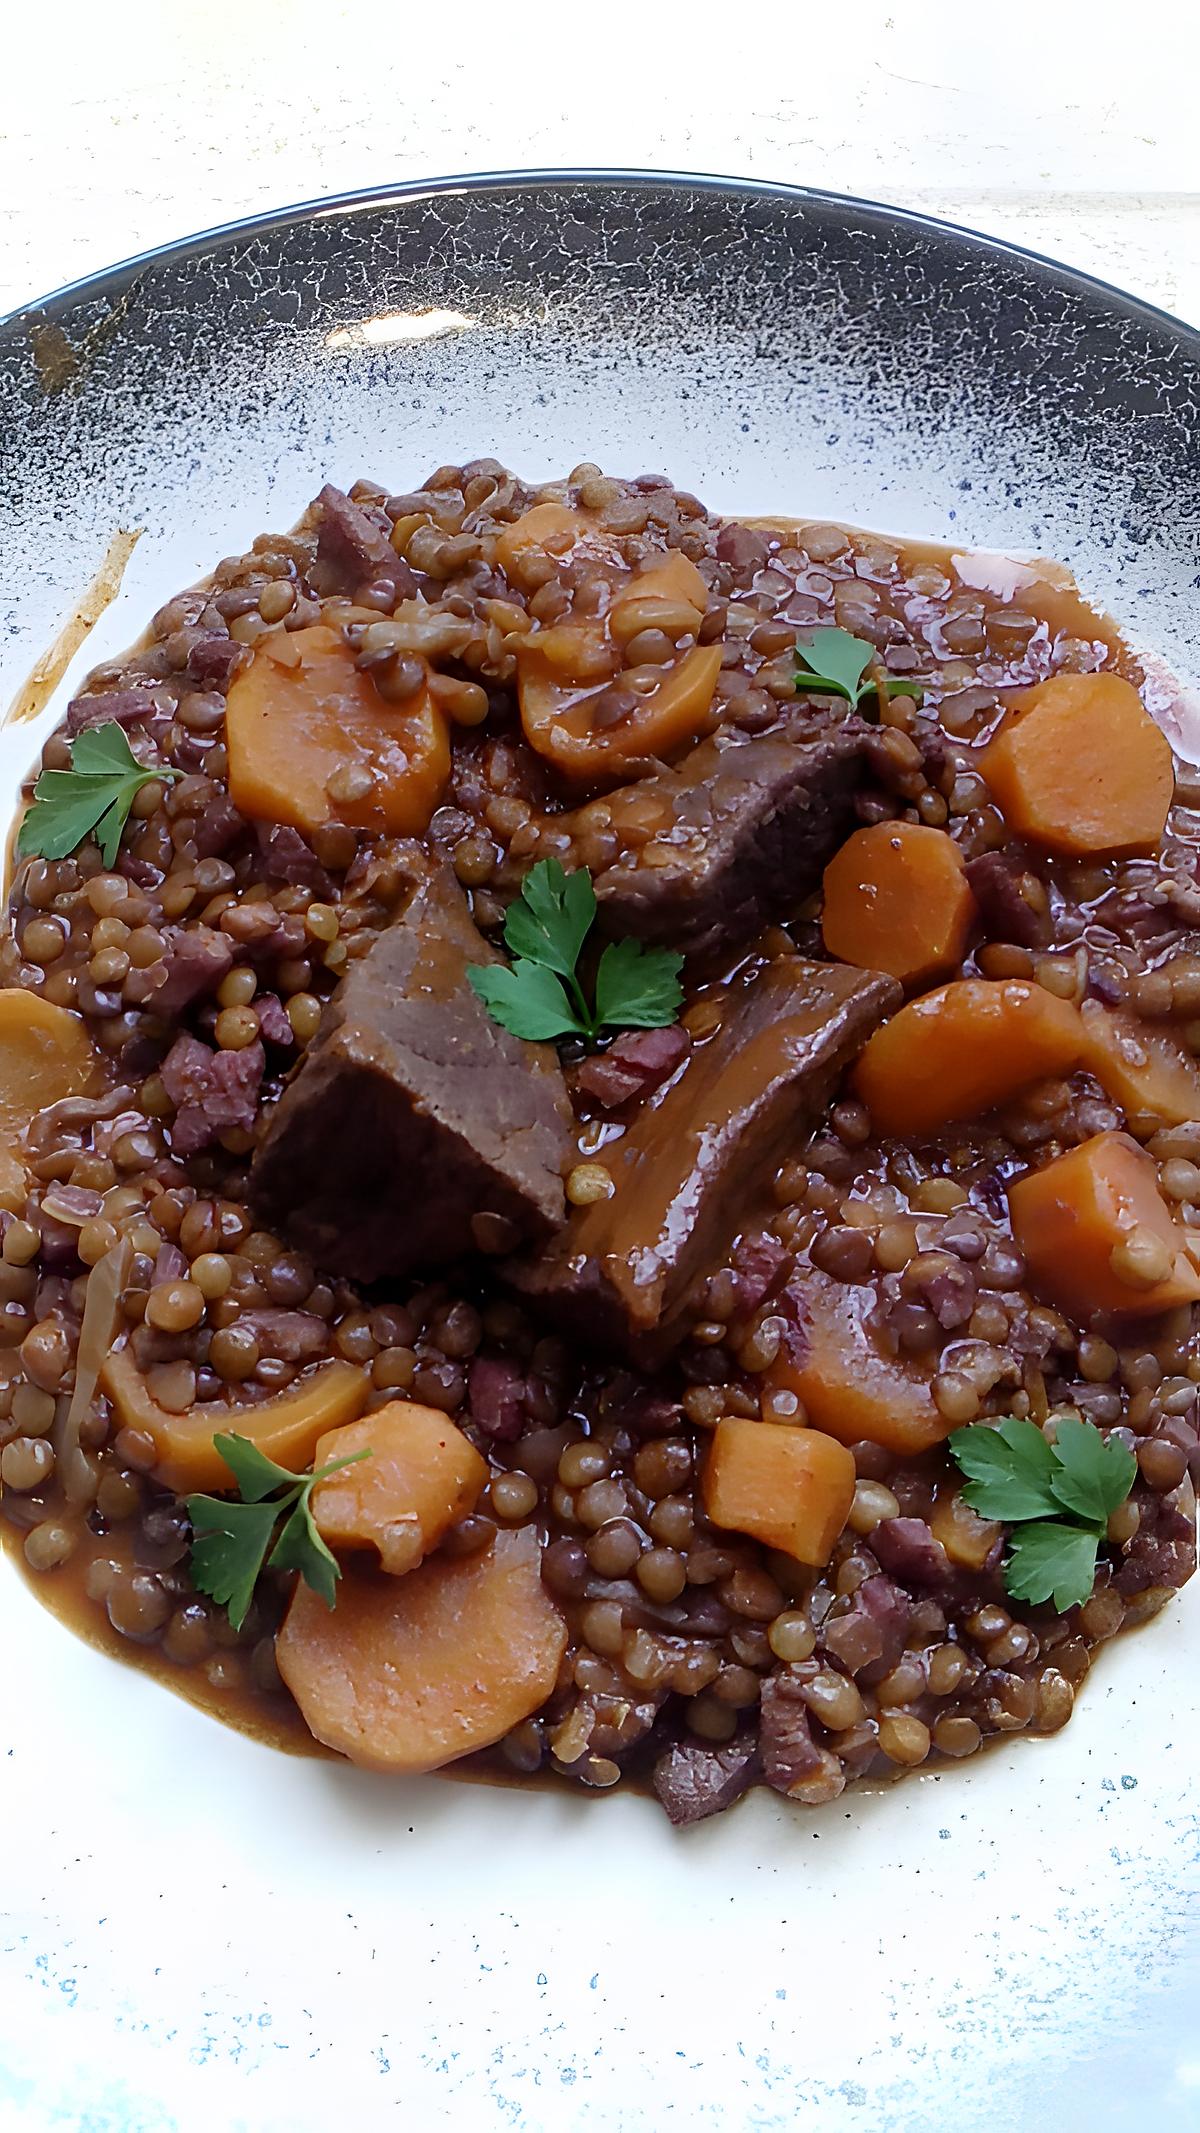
[1113, 1482, 1197, 1596]
[870, 1517, 951, 1589]
[467, 1354, 527, 1442]
[186, 635, 247, 692]
[255, 993, 295, 1047]
[908, 1254, 976, 1330]
[652, 1731, 759, 1826]
[255, 821, 334, 894]
[590, 720, 868, 966]
[250, 864, 570, 1282]
[34, 1274, 79, 1321]
[728, 1232, 792, 1318]
[759, 1674, 842, 1798]
[714, 522, 770, 584]
[66, 688, 160, 736]
[820, 1573, 911, 1680]
[509, 959, 897, 1363]
[964, 852, 1048, 948]
[316, 484, 417, 596]
[237, 1309, 328, 1362]
[144, 926, 234, 1014]
[574, 1026, 691, 1110]
[161, 1032, 265, 1156]
[35, 1213, 82, 1269]
[193, 794, 246, 859]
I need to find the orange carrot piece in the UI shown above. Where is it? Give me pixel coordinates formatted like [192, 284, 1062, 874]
[310, 1401, 487, 1575]
[276, 1526, 567, 1772]
[821, 822, 977, 985]
[1080, 1000, 1200, 1133]
[608, 551, 709, 646]
[979, 671, 1173, 857]
[0, 991, 95, 1195]
[225, 625, 450, 838]
[1008, 1129, 1200, 1319]
[930, 1485, 1002, 1571]
[495, 503, 602, 580]
[766, 1270, 952, 1455]
[518, 641, 722, 784]
[703, 1417, 855, 1567]
[852, 978, 1085, 1137]
[100, 1350, 369, 1494]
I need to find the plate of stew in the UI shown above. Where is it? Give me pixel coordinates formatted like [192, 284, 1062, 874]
[2, 172, 1199, 2132]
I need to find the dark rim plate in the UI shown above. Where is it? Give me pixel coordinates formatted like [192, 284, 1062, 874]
[1, 169, 1199, 2133]
[4, 165, 1199, 342]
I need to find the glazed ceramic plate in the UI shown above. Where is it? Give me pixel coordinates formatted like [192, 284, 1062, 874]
[2, 173, 1200, 2133]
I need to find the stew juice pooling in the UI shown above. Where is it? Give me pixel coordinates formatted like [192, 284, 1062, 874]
[0, 462, 1196, 1822]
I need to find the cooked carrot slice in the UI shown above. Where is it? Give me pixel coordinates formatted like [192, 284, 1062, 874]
[276, 1526, 567, 1773]
[767, 1270, 952, 1454]
[0, 991, 95, 1194]
[495, 503, 602, 580]
[703, 1417, 855, 1567]
[100, 1350, 368, 1493]
[853, 978, 1085, 1137]
[930, 1485, 1002, 1571]
[518, 641, 722, 784]
[1007, 1129, 1200, 1319]
[608, 551, 709, 645]
[821, 823, 977, 985]
[225, 625, 450, 838]
[979, 672, 1173, 857]
[1080, 1000, 1200, 1132]
[310, 1401, 487, 1575]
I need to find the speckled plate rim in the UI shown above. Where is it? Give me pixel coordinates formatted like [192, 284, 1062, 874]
[5, 164, 1199, 353]
[3, 168, 1200, 2133]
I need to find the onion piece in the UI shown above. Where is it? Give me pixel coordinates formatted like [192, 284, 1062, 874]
[40, 1183, 104, 1228]
[61, 1235, 133, 1458]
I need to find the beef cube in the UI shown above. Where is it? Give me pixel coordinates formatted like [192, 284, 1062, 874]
[652, 1731, 759, 1826]
[760, 1675, 846, 1802]
[509, 956, 899, 1361]
[315, 485, 417, 597]
[590, 715, 867, 964]
[574, 1026, 691, 1110]
[251, 865, 571, 1282]
[820, 1574, 911, 1681]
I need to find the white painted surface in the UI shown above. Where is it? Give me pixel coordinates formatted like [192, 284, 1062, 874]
[2, 1, 1198, 325]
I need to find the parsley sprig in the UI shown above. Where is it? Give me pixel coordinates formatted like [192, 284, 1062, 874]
[17, 721, 181, 869]
[795, 626, 923, 713]
[187, 1433, 370, 1630]
[949, 1414, 1136, 1612]
[468, 859, 683, 1045]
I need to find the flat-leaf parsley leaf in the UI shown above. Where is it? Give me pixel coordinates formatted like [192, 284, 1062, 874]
[468, 858, 683, 1047]
[795, 626, 923, 714]
[593, 936, 686, 1032]
[17, 721, 182, 869]
[948, 1414, 1061, 1524]
[1005, 1522, 1106, 1614]
[948, 1411, 1137, 1613]
[187, 1431, 370, 1630]
[1045, 1412, 1137, 1528]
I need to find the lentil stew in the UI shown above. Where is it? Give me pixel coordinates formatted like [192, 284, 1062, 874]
[2, 462, 1196, 1823]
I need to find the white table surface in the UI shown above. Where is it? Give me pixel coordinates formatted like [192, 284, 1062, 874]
[2, 0, 1199, 327]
